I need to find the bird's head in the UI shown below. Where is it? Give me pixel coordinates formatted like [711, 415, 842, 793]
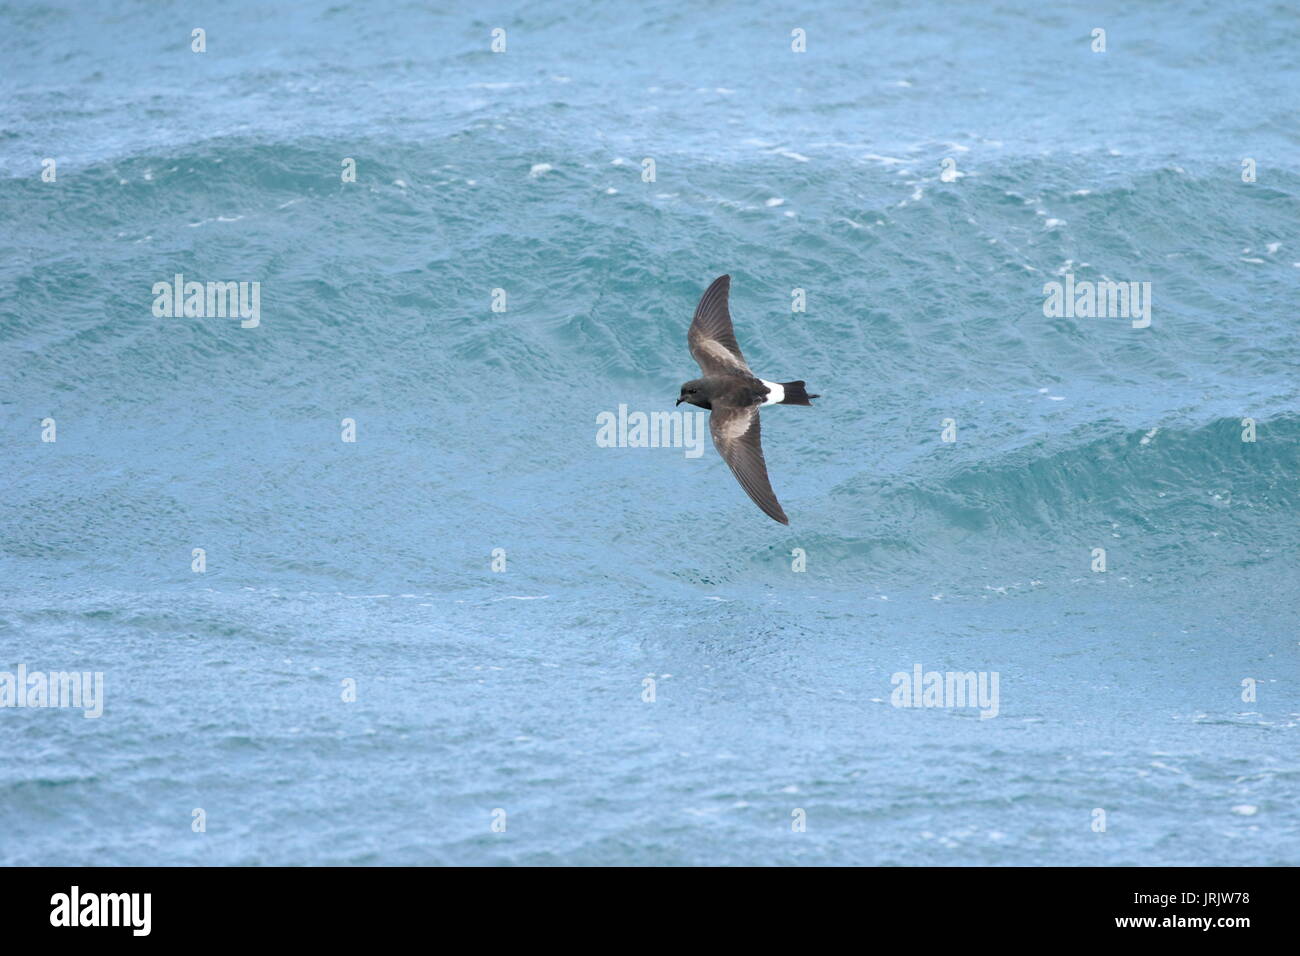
[677, 379, 711, 410]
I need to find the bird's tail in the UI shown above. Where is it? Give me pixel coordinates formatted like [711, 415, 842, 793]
[778, 381, 819, 406]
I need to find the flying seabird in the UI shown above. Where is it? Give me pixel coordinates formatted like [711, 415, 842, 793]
[676, 274, 819, 525]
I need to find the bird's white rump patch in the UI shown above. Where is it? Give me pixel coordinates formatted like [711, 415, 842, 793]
[760, 380, 784, 406]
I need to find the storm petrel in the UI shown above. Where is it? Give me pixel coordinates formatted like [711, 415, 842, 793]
[676, 274, 819, 525]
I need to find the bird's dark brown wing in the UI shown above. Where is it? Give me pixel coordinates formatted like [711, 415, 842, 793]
[708, 405, 789, 524]
[688, 274, 751, 375]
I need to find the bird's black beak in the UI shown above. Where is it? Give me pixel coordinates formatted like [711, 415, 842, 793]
[675, 396, 685, 406]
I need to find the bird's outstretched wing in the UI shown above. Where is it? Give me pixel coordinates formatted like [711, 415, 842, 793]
[688, 274, 751, 375]
[709, 405, 789, 524]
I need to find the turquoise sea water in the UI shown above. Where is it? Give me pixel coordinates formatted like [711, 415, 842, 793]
[1, 1, 1298, 865]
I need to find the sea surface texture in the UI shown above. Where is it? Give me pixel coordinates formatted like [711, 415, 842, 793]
[1, 1, 1297, 865]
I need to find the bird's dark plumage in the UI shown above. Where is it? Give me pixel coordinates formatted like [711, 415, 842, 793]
[709, 404, 788, 524]
[677, 274, 819, 525]
[688, 275, 750, 375]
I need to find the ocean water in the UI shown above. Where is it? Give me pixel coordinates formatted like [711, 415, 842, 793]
[1, 0, 1298, 866]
